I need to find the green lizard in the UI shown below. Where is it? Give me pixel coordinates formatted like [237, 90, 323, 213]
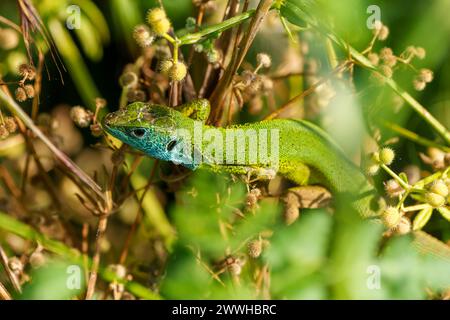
[102, 99, 450, 261]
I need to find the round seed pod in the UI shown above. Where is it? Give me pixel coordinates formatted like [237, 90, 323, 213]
[425, 192, 445, 208]
[146, 8, 171, 36]
[380, 147, 395, 165]
[429, 180, 449, 197]
[381, 206, 401, 229]
[168, 62, 187, 82]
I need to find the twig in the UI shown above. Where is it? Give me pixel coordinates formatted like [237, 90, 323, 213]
[0, 281, 12, 300]
[0, 244, 22, 293]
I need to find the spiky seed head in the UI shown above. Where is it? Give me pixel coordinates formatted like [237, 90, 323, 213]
[15, 87, 27, 102]
[379, 47, 394, 60]
[380, 147, 395, 165]
[380, 65, 393, 78]
[381, 206, 402, 229]
[396, 217, 411, 235]
[425, 192, 445, 208]
[0, 126, 9, 139]
[158, 59, 174, 75]
[415, 47, 426, 59]
[413, 79, 426, 91]
[429, 180, 449, 197]
[377, 25, 389, 41]
[70, 106, 92, 128]
[257, 53, 272, 68]
[168, 62, 187, 82]
[133, 24, 154, 47]
[419, 69, 433, 83]
[247, 239, 262, 258]
[24, 84, 35, 98]
[366, 163, 380, 176]
[228, 261, 242, 276]
[368, 52, 380, 66]
[146, 8, 171, 35]
[18, 63, 36, 80]
[4, 117, 17, 133]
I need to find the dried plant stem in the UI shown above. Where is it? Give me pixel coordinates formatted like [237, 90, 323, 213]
[118, 160, 158, 265]
[0, 88, 105, 201]
[85, 158, 119, 299]
[210, 0, 274, 123]
[0, 281, 11, 300]
[0, 244, 21, 293]
[85, 215, 108, 299]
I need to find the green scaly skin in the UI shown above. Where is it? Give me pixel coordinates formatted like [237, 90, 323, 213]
[102, 99, 450, 262]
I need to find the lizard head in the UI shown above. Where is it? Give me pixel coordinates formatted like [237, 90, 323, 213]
[102, 102, 199, 169]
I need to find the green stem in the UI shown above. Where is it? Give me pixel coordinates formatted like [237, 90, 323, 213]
[382, 121, 450, 152]
[178, 9, 256, 45]
[380, 163, 411, 190]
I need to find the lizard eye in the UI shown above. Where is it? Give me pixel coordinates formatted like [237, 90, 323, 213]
[166, 140, 177, 152]
[131, 128, 146, 138]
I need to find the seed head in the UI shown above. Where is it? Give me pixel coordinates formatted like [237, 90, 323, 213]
[380, 65, 393, 78]
[257, 53, 272, 69]
[247, 239, 262, 258]
[425, 192, 445, 208]
[429, 180, 449, 197]
[18, 63, 36, 80]
[396, 217, 411, 235]
[168, 62, 187, 82]
[413, 78, 426, 91]
[70, 106, 93, 128]
[24, 84, 35, 98]
[415, 47, 426, 59]
[15, 87, 27, 102]
[377, 25, 389, 41]
[146, 8, 171, 36]
[158, 59, 174, 75]
[366, 163, 380, 176]
[381, 206, 402, 229]
[4, 117, 17, 133]
[133, 24, 154, 47]
[0, 126, 9, 139]
[380, 147, 395, 165]
[418, 69, 433, 83]
[368, 52, 380, 66]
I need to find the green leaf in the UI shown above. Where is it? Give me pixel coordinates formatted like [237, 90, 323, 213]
[437, 207, 450, 222]
[413, 207, 434, 230]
